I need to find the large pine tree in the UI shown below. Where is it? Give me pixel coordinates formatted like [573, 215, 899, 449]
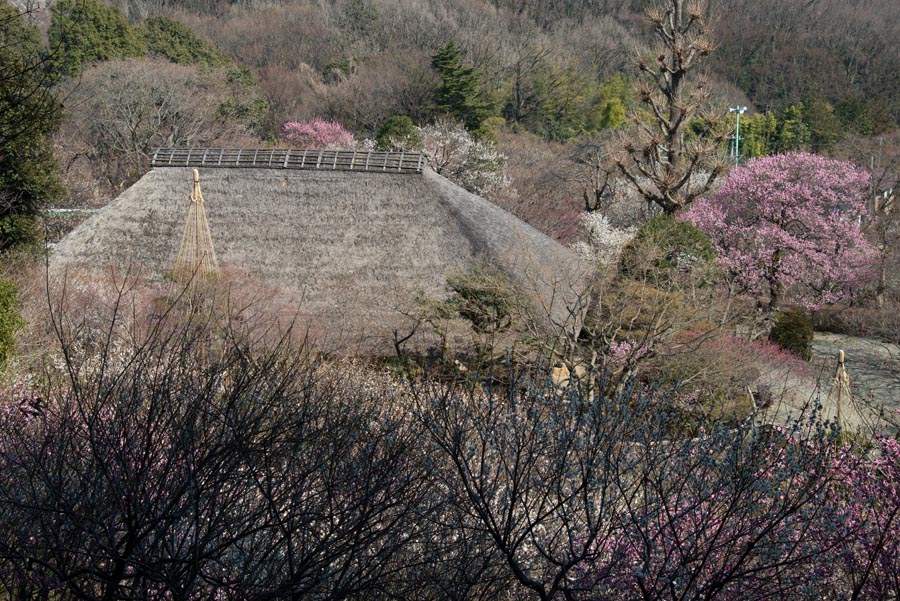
[431, 42, 489, 132]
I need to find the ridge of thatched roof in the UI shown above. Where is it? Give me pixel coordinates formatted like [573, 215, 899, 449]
[51, 165, 587, 353]
[151, 148, 424, 174]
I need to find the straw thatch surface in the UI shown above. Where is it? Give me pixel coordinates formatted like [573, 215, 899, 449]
[52, 166, 586, 352]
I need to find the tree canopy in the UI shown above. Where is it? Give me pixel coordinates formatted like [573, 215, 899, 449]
[682, 152, 878, 310]
[141, 16, 230, 66]
[48, 0, 146, 78]
[431, 42, 490, 132]
[0, 1, 62, 250]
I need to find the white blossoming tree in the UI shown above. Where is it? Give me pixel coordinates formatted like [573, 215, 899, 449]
[572, 211, 636, 268]
[414, 118, 510, 197]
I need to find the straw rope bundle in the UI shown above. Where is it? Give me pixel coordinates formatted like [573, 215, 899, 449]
[172, 169, 220, 285]
[824, 349, 864, 432]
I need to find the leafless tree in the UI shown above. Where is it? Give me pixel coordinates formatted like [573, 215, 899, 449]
[616, 0, 726, 214]
[56, 57, 261, 205]
[0, 279, 431, 600]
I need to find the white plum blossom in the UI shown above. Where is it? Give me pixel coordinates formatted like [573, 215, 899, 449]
[572, 211, 636, 267]
[414, 118, 510, 197]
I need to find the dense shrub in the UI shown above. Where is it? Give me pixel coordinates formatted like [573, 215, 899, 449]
[375, 115, 419, 150]
[2, 284, 900, 599]
[0, 296, 427, 599]
[769, 309, 814, 360]
[446, 267, 520, 337]
[589, 279, 686, 342]
[651, 332, 812, 426]
[416, 364, 900, 600]
[619, 214, 718, 285]
[811, 303, 900, 343]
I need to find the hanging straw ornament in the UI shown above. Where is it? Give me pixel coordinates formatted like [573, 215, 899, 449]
[173, 169, 220, 286]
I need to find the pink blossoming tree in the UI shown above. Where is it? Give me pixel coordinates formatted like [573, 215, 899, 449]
[281, 118, 356, 149]
[682, 152, 878, 310]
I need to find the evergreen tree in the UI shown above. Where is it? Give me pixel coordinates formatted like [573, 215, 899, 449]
[802, 98, 841, 150]
[1, 1, 62, 250]
[49, 0, 145, 78]
[597, 97, 626, 129]
[431, 42, 489, 132]
[140, 16, 229, 67]
[739, 105, 816, 159]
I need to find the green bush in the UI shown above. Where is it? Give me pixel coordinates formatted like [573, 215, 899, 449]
[586, 279, 686, 342]
[619, 214, 718, 286]
[0, 275, 24, 368]
[446, 268, 520, 336]
[375, 115, 419, 150]
[769, 309, 814, 360]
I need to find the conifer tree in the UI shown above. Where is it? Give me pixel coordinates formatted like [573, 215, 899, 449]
[431, 42, 489, 132]
[617, 0, 725, 214]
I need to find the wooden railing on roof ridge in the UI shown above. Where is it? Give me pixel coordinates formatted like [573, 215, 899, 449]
[151, 148, 425, 174]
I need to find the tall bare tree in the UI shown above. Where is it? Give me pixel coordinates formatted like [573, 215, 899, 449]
[617, 0, 726, 214]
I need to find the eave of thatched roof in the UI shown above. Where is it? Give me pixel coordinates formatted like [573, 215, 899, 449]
[51, 165, 587, 353]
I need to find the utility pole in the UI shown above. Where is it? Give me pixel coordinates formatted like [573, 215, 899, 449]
[729, 106, 747, 166]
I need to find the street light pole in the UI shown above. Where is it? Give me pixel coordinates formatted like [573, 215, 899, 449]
[729, 106, 747, 167]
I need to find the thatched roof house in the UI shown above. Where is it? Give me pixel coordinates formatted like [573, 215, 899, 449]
[52, 149, 586, 352]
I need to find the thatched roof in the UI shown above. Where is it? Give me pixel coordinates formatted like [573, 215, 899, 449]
[51, 155, 586, 352]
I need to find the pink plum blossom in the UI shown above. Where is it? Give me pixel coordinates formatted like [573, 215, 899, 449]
[681, 152, 879, 310]
[281, 118, 356, 149]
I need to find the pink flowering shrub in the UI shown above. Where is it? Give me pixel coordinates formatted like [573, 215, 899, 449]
[419, 365, 900, 600]
[835, 435, 900, 598]
[605, 338, 650, 368]
[281, 118, 356, 149]
[681, 152, 879, 310]
[571, 421, 900, 600]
